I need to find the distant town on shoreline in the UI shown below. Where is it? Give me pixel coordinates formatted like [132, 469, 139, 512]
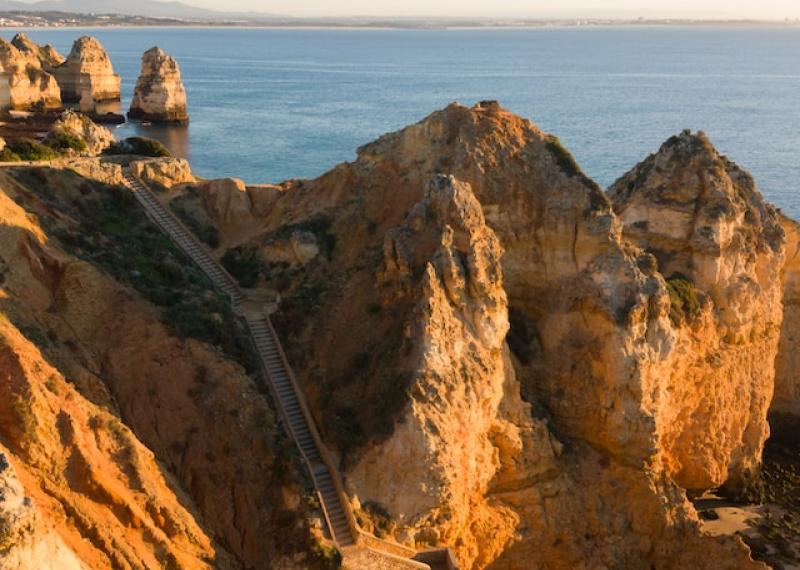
[1, 10, 799, 29]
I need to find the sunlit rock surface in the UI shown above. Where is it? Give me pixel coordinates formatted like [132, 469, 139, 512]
[129, 47, 189, 124]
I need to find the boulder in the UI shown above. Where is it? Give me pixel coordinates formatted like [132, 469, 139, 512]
[131, 157, 195, 188]
[53, 36, 120, 103]
[128, 47, 188, 124]
[0, 38, 61, 111]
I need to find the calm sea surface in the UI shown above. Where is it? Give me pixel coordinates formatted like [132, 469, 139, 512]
[12, 27, 800, 216]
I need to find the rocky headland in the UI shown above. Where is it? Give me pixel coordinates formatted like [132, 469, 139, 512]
[129, 47, 189, 125]
[0, 101, 799, 569]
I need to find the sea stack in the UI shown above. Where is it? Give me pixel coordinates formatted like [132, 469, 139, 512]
[128, 47, 189, 125]
[11, 32, 65, 73]
[0, 38, 62, 111]
[54, 36, 121, 103]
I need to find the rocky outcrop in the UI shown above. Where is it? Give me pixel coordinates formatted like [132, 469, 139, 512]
[0, 38, 61, 111]
[54, 36, 120, 103]
[199, 102, 771, 568]
[45, 110, 114, 155]
[347, 174, 539, 565]
[131, 157, 196, 188]
[129, 47, 189, 124]
[609, 131, 785, 490]
[0, 450, 84, 570]
[11, 32, 65, 72]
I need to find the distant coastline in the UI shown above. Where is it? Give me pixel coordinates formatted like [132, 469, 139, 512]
[1, 10, 799, 29]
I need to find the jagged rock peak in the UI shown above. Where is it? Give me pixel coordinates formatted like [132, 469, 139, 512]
[54, 35, 121, 103]
[0, 38, 62, 111]
[609, 129, 784, 265]
[128, 46, 188, 125]
[610, 129, 786, 491]
[11, 32, 64, 70]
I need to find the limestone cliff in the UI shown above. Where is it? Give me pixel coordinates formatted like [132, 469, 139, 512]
[0, 449, 84, 570]
[129, 47, 189, 124]
[0, 38, 61, 111]
[181, 102, 772, 568]
[773, 214, 800, 421]
[54, 37, 121, 103]
[0, 162, 327, 568]
[609, 131, 785, 491]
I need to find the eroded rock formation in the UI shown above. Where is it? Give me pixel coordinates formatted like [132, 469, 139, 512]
[54, 36, 121, 103]
[45, 110, 114, 155]
[774, 214, 800, 420]
[609, 131, 785, 491]
[176, 101, 778, 568]
[0, 164, 325, 568]
[0, 450, 84, 570]
[0, 38, 61, 111]
[1, 100, 796, 569]
[129, 47, 189, 124]
[11, 32, 65, 72]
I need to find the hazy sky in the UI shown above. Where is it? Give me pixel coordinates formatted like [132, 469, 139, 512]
[178, 0, 800, 18]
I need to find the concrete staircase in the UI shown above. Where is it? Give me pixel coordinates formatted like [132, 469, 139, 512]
[122, 169, 458, 568]
[245, 314, 354, 546]
[123, 173, 245, 306]
[123, 170, 354, 547]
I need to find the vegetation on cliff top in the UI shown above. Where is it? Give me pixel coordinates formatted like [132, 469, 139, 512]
[7, 167, 258, 372]
[169, 192, 220, 248]
[104, 136, 172, 158]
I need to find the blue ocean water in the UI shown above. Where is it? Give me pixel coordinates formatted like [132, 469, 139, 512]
[12, 26, 800, 216]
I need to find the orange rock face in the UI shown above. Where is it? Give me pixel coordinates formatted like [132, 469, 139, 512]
[0, 165, 325, 569]
[0, 101, 792, 569]
[177, 102, 777, 568]
[610, 131, 785, 491]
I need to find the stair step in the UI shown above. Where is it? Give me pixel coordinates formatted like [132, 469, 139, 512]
[128, 172, 360, 548]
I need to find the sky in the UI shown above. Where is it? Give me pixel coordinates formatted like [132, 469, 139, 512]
[175, 0, 800, 18]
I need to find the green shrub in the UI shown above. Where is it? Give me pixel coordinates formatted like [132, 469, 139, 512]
[545, 135, 582, 177]
[104, 136, 172, 158]
[7, 138, 60, 161]
[9, 168, 258, 373]
[45, 129, 88, 153]
[272, 216, 336, 258]
[310, 538, 341, 570]
[0, 148, 21, 162]
[666, 273, 701, 325]
[328, 406, 364, 453]
[356, 501, 395, 539]
[170, 195, 220, 248]
[221, 247, 261, 288]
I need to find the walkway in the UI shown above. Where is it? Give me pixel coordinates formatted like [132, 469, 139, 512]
[122, 169, 457, 569]
[122, 170, 354, 547]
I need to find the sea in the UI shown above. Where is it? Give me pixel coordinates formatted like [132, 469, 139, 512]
[11, 26, 800, 216]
